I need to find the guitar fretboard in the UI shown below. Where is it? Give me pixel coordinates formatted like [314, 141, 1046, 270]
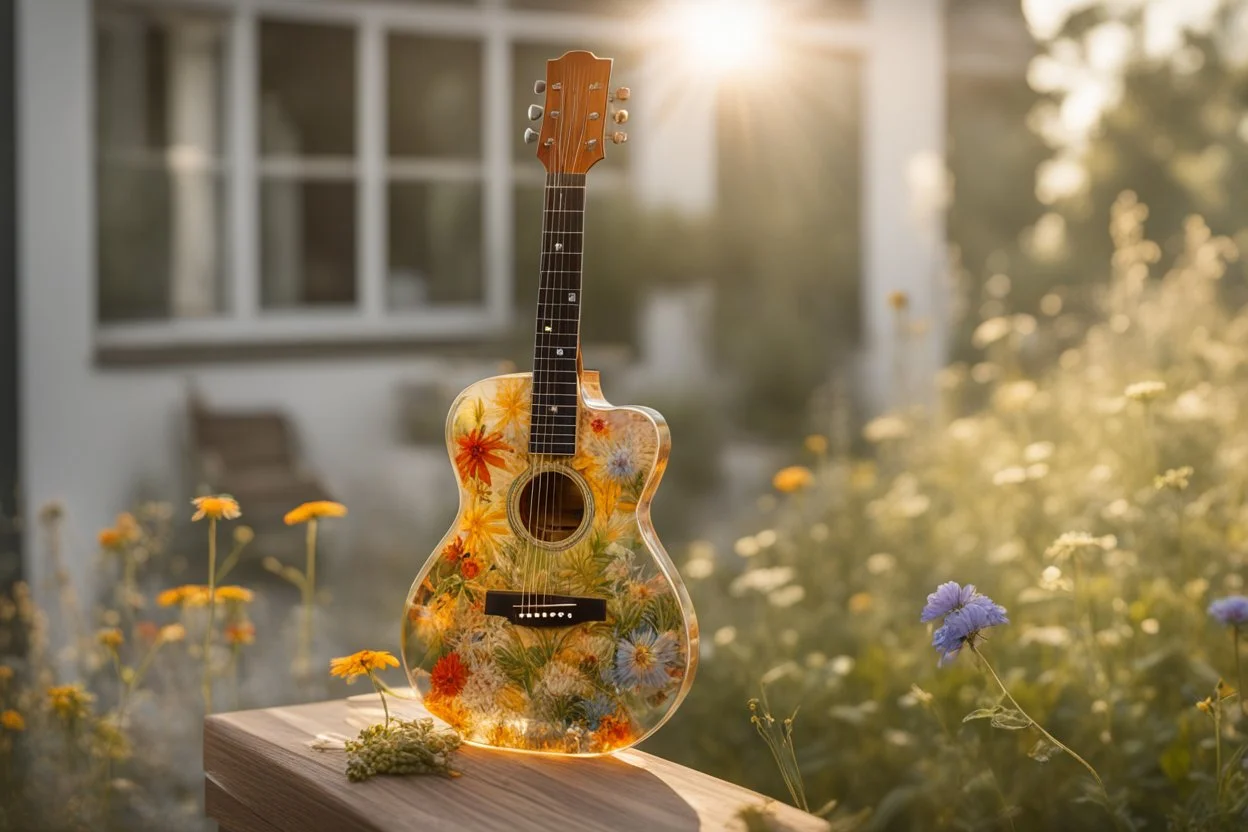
[529, 172, 586, 457]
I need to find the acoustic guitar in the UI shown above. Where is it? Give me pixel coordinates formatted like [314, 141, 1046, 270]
[400, 51, 698, 755]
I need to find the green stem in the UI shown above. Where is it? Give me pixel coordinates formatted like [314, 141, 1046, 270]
[377, 679, 420, 701]
[1236, 628, 1245, 717]
[1215, 700, 1224, 807]
[299, 519, 318, 679]
[971, 644, 1107, 797]
[216, 540, 247, 584]
[370, 673, 390, 728]
[203, 517, 217, 714]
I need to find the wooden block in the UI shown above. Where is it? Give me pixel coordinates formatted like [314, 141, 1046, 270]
[204, 696, 827, 832]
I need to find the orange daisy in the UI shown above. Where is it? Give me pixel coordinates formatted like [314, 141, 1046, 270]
[454, 427, 510, 487]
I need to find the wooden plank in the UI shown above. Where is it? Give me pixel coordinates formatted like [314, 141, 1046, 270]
[204, 696, 827, 832]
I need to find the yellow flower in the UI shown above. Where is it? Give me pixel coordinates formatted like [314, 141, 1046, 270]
[98, 527, 125, 551]
[158, 623, 187, 644]
[460, 498, 509, 555]
[490, 377, 530, 435]
[284, 501, 348, 525]
[330, 649, 400, 682]
[96, 627, 124, 650]
[191, 495, 241, 522]
[1196, 697, 1213, 714]
[0, 710, 24, 732]
[804, 434, 828, 456]
[772, 466, 814, 494]
[848, 592, 873, 614]
[46, 684, 95, 721]
[888, 290, 909, 311]
[214, 585, 255, 604]
[157, 584, 211, 608]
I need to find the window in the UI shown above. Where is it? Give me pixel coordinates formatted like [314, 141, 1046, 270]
[92, 0, 869, 352]
[96, 3, 229, 323]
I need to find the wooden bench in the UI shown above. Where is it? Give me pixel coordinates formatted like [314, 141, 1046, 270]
[204, 696, 828, 832]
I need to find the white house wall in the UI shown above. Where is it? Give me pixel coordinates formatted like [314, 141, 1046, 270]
[18, 0, 946, 593]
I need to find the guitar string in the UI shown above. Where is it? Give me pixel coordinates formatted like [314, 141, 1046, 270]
[545, 63, 590, 627]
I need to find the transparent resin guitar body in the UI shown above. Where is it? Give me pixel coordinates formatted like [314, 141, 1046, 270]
[400, 371, 698, 755]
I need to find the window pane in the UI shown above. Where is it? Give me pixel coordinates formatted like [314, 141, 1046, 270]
[260, 181, 357, 308]
[259, 20, 356, 156]
[388, 182, 483, 307]
[95, 3, 228, 322]
[388, 35, 482, 158]
[511, 43, 635, 167]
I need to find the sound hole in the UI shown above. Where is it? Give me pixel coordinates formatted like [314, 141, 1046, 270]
[516, 470, 587, 544]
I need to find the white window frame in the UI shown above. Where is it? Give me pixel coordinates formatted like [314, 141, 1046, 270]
[87, 0, 905, 356]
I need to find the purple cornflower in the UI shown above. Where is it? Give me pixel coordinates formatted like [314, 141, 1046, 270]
[922, 581, 1009, 666]
[1208, 595, 1248, 629]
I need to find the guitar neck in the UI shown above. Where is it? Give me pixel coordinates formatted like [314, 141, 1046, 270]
[528, 172, 586, 457]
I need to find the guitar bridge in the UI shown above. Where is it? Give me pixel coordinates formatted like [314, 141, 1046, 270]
[484, 591, 607, 628]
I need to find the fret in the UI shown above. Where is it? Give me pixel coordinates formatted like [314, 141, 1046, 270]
[529, 172, 587, 458]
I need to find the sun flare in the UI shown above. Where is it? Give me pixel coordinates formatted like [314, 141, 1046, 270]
[663, 0, 774, 75]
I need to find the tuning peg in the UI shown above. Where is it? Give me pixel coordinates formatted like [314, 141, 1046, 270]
[612, 109, 629, 125]
[528, 104, 544, 121]
[613, 87, 631, 101]
[610, 131, 628, 145]
[534, 79, 546, 94]
[524, 127, 539, 144]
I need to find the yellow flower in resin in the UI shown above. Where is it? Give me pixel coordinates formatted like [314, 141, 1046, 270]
[460, 498, 508, 554]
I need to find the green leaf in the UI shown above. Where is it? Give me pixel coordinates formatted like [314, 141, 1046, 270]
[1028, 738, 1061, 762]
[989, 708, 1032, 730]
[962, 707, 999, 723]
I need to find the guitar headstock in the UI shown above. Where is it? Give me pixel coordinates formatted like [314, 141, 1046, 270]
[524, 50, 628, 175]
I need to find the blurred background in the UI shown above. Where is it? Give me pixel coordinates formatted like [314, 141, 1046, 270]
[7, 0, 1248, 829]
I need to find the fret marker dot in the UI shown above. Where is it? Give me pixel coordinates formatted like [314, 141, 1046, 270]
[568, 293, 576, 302]
[556, 348, 564, 356]
[544, 325, 552, 332]
[550, 406, 558, 413]
[554, 243, 563, 252]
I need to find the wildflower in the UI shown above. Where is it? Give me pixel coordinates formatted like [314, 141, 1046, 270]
[1155, 466, 1194, 491]
[157, 584, 211, 607]
[614, 629, 678, 689]
[804, 434, 828, 455]
[460, 556, 481, 580]
[848, 592, 873, 614]
[233, 525, 255, 544]
[214, 585, 254, 604]
[1124, 380, 1166, 402]
[98, 527, 125, 551]
[96, 627, 124, 650]
[343, 718, 462, 781]
[594, 714, 634, 749]
[1, 710, 24, 731]
[590, 416, 610, 436]
[46, 684, 95, 722]
[1044, 532, 1116, 563]
[0, 666, 12, 683]
[921, 582, 1008, 666]
[862, 415, 910, 443]
[1208, 596, 1248, 628]
[429, 653, 469, 698]
[331, 650, 401, 684]
[454, 427, 510, 487]
[284, 501, 348, 525]
[191, 495, 241, 522]
[224, 622, 256, 646]
[888, 290, 909, 311]
[442, 537, 466, 563]
[772, 466, 813, 493]
[158, 623, 187, 643]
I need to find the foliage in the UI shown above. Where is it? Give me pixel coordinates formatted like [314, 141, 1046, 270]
[651, 195, 1248, 831]
[343, 718, 462, 782]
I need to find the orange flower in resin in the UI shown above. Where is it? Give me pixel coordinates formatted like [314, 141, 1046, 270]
[460, 556, 481, 580]
[595, 714, 634, 749]
[441, 537, 466, 564]
[455, 427, 510, 487]
[430, 653, 469, 698]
